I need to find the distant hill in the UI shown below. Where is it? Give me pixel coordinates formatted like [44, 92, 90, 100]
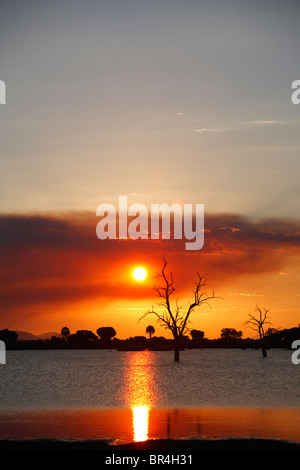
[15, 331, 61, 341]
[38, 332, 61, 340]
[15, 331, 36, 340]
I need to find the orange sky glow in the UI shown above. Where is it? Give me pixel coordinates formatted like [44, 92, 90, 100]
[1, 1, 300, 344]
[1, 211, 299, 339]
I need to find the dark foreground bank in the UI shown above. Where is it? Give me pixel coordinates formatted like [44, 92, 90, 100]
[1, 438, 300, 451]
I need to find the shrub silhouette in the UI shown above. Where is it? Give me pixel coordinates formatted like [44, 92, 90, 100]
[97, 327, 117, 342]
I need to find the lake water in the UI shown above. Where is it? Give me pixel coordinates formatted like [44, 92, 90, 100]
[1, 349, 300, 443]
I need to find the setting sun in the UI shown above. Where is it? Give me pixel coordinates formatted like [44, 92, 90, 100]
[133, 267, 147, 281]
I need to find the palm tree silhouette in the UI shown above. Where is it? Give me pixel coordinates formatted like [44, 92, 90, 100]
[146, 325, 155, 339]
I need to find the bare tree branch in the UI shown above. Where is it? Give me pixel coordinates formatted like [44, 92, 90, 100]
[243, 305, 272, 358]
[139, 257, 218, 361]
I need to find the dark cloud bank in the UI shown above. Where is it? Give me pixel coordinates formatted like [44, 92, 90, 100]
[0, 211, 299, 314]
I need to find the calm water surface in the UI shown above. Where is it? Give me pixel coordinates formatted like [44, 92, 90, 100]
[0, 348, 299, 408]
[1, 349, 300, 443]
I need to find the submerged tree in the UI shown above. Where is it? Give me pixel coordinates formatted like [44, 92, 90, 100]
[244, 306, 271, 358]
[146, 325, 155, 339]
[140, 257, 216, 362]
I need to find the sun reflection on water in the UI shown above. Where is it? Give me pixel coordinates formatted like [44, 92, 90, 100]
[120, 351, 158, 442]
[132, 405, 149, 442]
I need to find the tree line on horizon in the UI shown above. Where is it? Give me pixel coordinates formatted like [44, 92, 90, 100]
[2, 323, 300, 352]
[1, 259, 300, 359]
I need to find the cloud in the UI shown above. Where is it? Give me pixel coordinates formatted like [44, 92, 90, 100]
[228, 293, 264, 297]
[195, 127, 237, 133]
[248, 120, 283, 126]
[195, 120, 284, 134]
[0, 211, 299, 321]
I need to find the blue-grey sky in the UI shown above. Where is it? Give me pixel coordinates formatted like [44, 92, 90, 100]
[1, 0, 299, 217]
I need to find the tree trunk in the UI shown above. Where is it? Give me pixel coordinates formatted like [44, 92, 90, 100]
[260, 332, 267, 358]
[174, 336, 180, 362]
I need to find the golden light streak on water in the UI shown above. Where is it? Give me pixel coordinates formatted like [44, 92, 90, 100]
[132, 405, 149, 442]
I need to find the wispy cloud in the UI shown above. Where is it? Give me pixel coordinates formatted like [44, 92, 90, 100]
[195, 119, 284, 134]
[228, 293, 264, 297]
[195, 127, 238, 133]
[272, 270, 289, 276]
[219, 227, 241, 233]
[248, 120, 283, 126]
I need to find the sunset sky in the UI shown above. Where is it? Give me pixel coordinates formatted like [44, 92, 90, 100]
[1, 0, 300, 339]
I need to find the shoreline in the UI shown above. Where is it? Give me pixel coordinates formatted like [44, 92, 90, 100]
[1, 437, 300, 451]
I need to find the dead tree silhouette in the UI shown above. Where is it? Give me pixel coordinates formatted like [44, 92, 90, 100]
[244, 305, 271, 358]
[140, 257, 216, 362]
